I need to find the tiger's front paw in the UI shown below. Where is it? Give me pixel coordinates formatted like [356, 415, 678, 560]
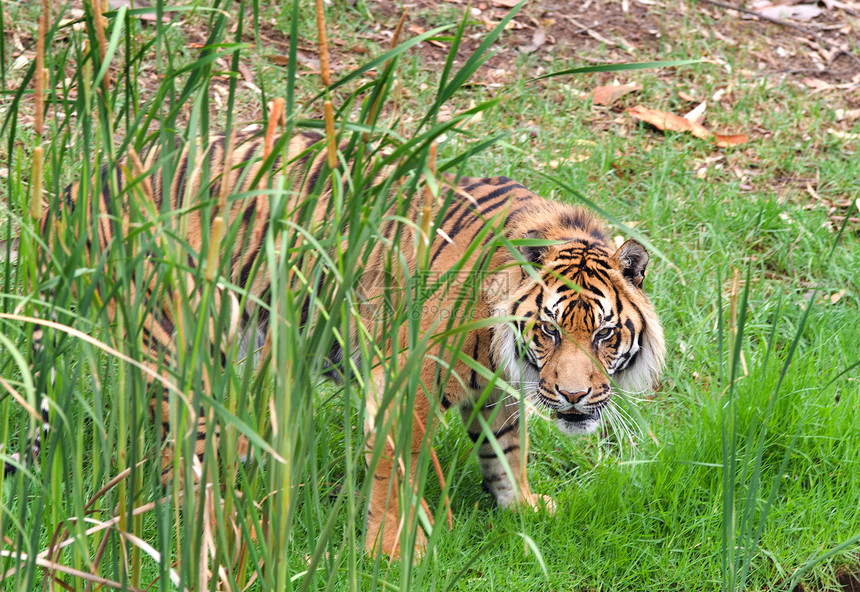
[516, 492, 556, 515]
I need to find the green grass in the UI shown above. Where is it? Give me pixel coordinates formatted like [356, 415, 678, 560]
[1, 0, 859, 590]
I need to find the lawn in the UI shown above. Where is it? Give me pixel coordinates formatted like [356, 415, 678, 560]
[1, 0, 858, 590]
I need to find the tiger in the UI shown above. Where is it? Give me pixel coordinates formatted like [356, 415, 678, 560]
[5, 128, 665, 559]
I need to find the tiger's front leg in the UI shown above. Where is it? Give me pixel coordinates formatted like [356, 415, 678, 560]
[363, 370, 431, 559]
[364, 438, 428, 559]
[461, 397, 556, 513]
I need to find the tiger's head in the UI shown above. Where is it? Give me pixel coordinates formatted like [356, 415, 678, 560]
[491, 206, 665, 436]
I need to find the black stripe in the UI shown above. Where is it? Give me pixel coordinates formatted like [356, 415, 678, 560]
[156, 311, 175, 337]
[64, 183, 75, 210]
[463, 178, 488, 193]
[484, 472, 508, 483]
[451, 183, 517, 226]
[493, 423, 516, 439]
[173, 151, 189, 208]
[208, 135, 228, 200]
[588, 284, 606, 299]
[468, 336, 481, 390]
[305, 158, 328, 195]
[478, 444, 519, 459]
[430, 185, 518, 266]
[100, 165, 122, 216]
[472, 182, 524, 206]
[238, 233, 266, 288]
[558, 244, 611, 258]
[242, 201, 258, 224]
[503, 207, 526, 228]
[298, 130, 324, 144]
[488, 328, 497, 372]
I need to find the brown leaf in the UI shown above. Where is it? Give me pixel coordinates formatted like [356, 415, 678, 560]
[265, 52, 321, 71]
[830, 289, 847, 304]
[237, 63, 254, 84]
[627, 105, 712, 139]
[802, 77, 834, 92]
[592, 83, 642, 106]
[409, 24, 447, 48]
[713, 133, 750, 147]
[627, 104, 749, 147]
[492, 0, 521, 7]
[518, 27, 547, 53]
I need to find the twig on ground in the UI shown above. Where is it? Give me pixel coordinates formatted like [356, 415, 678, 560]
[697, 0, 839, 49]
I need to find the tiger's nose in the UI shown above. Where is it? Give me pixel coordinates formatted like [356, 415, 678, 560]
[557, 387, 591, 404]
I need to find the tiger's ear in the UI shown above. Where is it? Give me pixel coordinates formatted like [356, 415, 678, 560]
[615, 239, 650, 289]
[518, 230, 548, 264]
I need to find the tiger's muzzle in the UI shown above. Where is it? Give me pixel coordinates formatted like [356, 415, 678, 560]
[553, 385, 611, 434]
[556, 386, 592, 405]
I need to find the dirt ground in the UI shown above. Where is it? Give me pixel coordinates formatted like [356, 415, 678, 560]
[4, 0, 858, 131]
[370, 0, 860, 84]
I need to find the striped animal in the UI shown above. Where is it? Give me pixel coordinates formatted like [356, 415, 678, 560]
[6, 129, 665, 559]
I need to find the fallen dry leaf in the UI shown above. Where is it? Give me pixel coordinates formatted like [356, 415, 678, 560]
[519, 28, 547, 53]
[684, 101, 707, 124]
[828, 129, 860, 140]
[711, 133, 749, 147]
[802, 77, 834, 92]
[408, 25, 447, 48]
[492, 0, 521, 6]
[830, 289, 847, 304]
[592, 83, 642, 106]
[237, 63, 254, 84]
[628, 105, 711, 139]
[753, 2, 824, 20]
[266, 52, 321, 70]
[627, 104, 749, 147]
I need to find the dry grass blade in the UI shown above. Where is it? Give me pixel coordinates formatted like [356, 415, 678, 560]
[315, 0, 337, 168]
[365, 10, 409, 139]
[1, 551, 146, 591]
[34, 0, 48, 136]
[30, 1, 49, 221]
[88, 0, 110, 94]
[0, 375, 41, 422]
[0, 500, 184, 588]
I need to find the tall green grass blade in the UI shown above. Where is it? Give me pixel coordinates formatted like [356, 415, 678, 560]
[532, 59, 703, 81]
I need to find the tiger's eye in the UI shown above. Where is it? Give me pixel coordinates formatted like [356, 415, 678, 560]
[541, 323, 560, 340]
[595, 327, 613, 340]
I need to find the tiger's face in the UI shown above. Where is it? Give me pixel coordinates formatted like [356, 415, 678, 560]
[493, 232, 665, 436]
